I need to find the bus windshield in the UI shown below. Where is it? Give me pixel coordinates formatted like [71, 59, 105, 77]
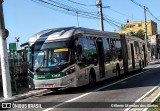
[48, 49, 69, 67]
[33, 49, 69, 68]
[33, 50, 47, 68]
[31, 41, 70, 72]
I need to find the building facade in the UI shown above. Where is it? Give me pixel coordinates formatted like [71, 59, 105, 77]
[119, 20, 157, 36]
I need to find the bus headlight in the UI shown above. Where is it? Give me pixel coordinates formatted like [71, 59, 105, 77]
[64, 66, 75, 76]
[34, 75, 38, 79]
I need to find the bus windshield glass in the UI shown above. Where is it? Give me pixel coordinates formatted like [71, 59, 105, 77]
[48, 48, 68, 67]
[31, 41, 70, 71]
[33, 50, 47, 68]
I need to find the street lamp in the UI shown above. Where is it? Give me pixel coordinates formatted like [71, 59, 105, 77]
[15, 37, 20, 50]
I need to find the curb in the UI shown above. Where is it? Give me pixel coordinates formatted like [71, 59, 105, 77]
[0, 89, 50, 103]
[148, 60, 160, 65]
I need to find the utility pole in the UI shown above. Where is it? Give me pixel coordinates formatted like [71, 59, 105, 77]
[0, 0, 12, 98]
[144, 6, 148, 47]
[76, 12, 79, 27]
[96, 0, 104, 31]
[144, 6, 148, 65]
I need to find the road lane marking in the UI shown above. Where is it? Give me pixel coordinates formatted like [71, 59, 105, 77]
[124, 65, 160, 111]
[43, 65, 160, 111]
[124, 83, 160, 111]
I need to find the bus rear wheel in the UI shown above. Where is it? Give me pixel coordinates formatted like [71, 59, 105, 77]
[139, 61, 143, 70]
[89, 71, 96, 86]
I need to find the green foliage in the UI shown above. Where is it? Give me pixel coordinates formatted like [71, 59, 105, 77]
[148, 96, 160, 111]
[130, 30, 145, 40]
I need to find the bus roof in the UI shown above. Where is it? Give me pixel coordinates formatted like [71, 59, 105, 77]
[28, 27, 145, 44]
[125, 35, 145, 43]
[28, 27, 120, 43]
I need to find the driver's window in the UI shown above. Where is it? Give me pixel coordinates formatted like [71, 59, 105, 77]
[75, 36, 89, 64]
[48, 51, 59, 67]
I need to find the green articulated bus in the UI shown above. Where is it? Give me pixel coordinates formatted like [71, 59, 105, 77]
[27, 27, 147, 90]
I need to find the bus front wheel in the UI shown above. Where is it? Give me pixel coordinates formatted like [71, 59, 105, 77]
[89, 70, 96, 86]
[116, 65, 120, 78]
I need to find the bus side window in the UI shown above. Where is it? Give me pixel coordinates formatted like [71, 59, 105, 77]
[103, 38, 111, 62]
[115, 39, 122, 60]
[75, 36, 89, 65]
[88, 37, 98, 64]
[110, 38, 116, 61]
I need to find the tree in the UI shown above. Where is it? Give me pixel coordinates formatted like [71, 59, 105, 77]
[135, 29, 145, 40]
[130, 29, 145, 40]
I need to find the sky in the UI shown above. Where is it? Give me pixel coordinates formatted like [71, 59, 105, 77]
[3, 0, 160, 47]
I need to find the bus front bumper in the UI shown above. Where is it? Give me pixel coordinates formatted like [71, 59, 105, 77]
[31, 74, 77, 89]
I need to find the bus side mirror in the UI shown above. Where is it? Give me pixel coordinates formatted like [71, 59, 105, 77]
[77, 45, 82, 55]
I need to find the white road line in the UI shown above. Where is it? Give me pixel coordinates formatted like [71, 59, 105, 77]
[124, 65, 160, 111]
[124, 84, 160, 111]
[43, 65, 160, 111]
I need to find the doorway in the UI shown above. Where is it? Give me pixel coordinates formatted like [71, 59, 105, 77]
[96, 40, 105, 78]
[130, 43, 135, 69]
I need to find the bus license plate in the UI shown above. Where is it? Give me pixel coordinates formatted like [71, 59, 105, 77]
[44, 84, 54, 88]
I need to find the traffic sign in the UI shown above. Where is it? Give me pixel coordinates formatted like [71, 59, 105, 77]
[9, 43, 17, 51]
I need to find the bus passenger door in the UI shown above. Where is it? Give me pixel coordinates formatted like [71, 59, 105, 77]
[130, 43, 135, 69]
[143, 44, 147, 66]
[96, 40, 105, 78]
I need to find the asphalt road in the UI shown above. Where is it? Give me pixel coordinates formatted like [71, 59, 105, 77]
[3, 63, 160, 111]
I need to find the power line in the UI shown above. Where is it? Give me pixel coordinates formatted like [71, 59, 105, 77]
[48, 0, 99, 17]
[130, 0, 160, 22]
[34, 0, 99, 18]
[147, 9, 160, 22]
[30, 0, 122, 29]
[66, 0, 135, 23]
[108, 8, 139, 21]
[67, 0, 96, 7]
[130, 0, 143, 8]
[64, 0, 124, 24]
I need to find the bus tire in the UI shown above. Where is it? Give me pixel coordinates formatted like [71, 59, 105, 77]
[139, 61, 142, 70]
[142, 60, 145, 68]
[51, 88, 59, 92]
[116, 64, 120, 78]
[89, 69, 96, 86]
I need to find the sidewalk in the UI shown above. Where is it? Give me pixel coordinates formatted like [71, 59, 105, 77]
[148, 59, 160, 65]
[0, 87, 50, 103]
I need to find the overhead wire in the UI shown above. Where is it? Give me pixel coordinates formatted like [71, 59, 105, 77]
[147, 9, 160, 22]
[130, 0, 143, 8]
[31, 0, 98, 19]
[67, 0, 96, 7]
[30, 0, 123, 29]
[130, 0, 160, 22]
[107, 7, 139, 21]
